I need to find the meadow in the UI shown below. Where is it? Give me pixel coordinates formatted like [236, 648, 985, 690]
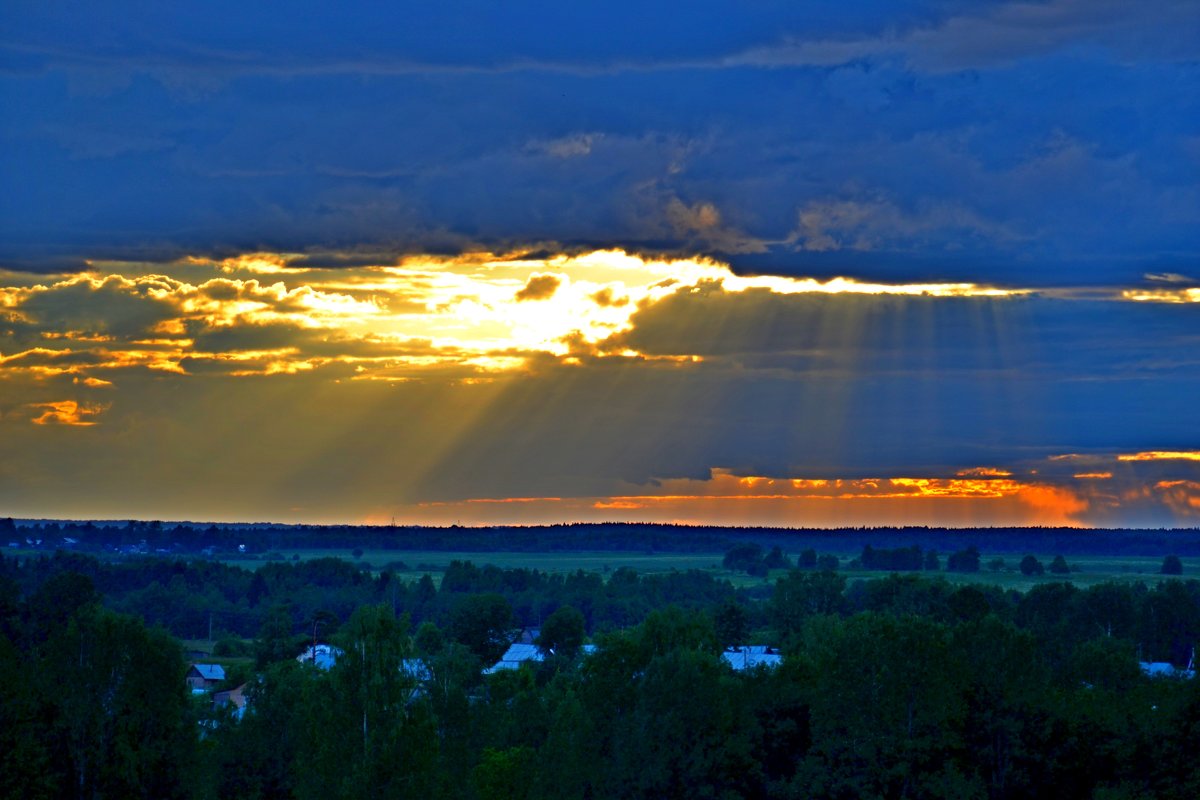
[220, 547, 1197, 593]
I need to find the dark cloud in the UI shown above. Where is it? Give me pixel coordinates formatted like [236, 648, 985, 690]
[2, 2, 1196, 283]
[515, 274, 562, 301]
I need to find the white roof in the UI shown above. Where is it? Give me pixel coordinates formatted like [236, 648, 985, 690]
[722, 646, 782, 671]
[1140, 661, 1196, 679]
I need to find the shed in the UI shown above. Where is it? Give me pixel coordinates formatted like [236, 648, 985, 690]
[186, 663, 226, 690]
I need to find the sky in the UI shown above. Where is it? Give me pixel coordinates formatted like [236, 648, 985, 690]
[1, 1, 1198, 527]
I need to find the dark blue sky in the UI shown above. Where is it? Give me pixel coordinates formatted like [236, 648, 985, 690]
[1, 2, 1198, 525]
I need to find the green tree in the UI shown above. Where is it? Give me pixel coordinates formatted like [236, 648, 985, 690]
[763, 546, 792, 570]
[473, 747, 535, 800]
[1050, 555, 1071, 574]
[772, 569, 845, 639]
[947, 547, 981, 573]
[713, 599, 750, 647]
[1020, 555, 1045, 576]
[449, 593, 514, 664]
[40, 606, 192, 799]
[538, 605, 586, 658]
[1161, 555, 1183, 575]
[723, 543, 764, 573]
[533, 690, 595, 800]
[255, 604, 298, 668]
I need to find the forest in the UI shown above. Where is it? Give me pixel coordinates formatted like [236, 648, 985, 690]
[2, 548, 1199, 799]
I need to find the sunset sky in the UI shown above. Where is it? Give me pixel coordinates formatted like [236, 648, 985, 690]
[2, 2, 1198, 527]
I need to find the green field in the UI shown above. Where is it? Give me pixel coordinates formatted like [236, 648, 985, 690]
[216, 547, 1198, 592]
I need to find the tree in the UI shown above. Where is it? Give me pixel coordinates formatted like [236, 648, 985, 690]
[1162, 555, 1183, 575]
[255, 604, 298, 668]
[473, 747, 535, 800]
[772, 570, 845, 638]
[1049, 555, 1070, 574]
[924, 549, 940, 571]
[538, 605, 586, 658]
[763, 546, 792, 570]
[40, 606, 193, 799]
[449, 593, 514, 664]
[947, 547, 981, 573]
[722, 543, 764, 574]
[713, 600, 750, 647]
[1020, 555, 1045, 576]
[798, 548, 818, 569]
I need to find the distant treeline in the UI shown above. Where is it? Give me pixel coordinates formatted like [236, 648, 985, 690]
[6, 517, 1200, 556]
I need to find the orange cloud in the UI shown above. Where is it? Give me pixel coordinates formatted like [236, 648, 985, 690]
[397, 467, 1092, 527]
[28, 400, 109, 426]
[1117, 451, 1200, 462]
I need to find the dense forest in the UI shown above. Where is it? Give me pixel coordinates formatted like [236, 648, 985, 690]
[2, 548, 1199, 799]
[7, 517, 1200, 556]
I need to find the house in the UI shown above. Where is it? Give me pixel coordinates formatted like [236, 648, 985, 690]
[484, 642, 597, 674]
[722, 645, 783, 672]
[1140, 661, 1196, 679]
[213, 683, 248, 719]
[484, 643, 544, 674]
[186, 663, 226, 691]
[296, 643, 343, 670]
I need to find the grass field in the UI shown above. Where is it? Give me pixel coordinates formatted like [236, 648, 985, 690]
[217, 547, 1199, 593]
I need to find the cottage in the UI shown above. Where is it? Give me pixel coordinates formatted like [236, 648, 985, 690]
[722, 645, 783, 671]
[186, 663, 226, 691]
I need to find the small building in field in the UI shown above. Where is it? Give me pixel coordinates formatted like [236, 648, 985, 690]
[186, 663, 226, 691]
[723, 645, 783, 672]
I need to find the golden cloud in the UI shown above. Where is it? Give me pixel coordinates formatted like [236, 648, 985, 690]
[27, 399, 109, 426]
[1117, 451, 1200, 462]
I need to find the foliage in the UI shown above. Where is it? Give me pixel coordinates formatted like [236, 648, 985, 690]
[1020, 554, 1046, 576]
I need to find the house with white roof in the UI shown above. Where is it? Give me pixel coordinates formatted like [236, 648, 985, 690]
[722, 645, 783, 671]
